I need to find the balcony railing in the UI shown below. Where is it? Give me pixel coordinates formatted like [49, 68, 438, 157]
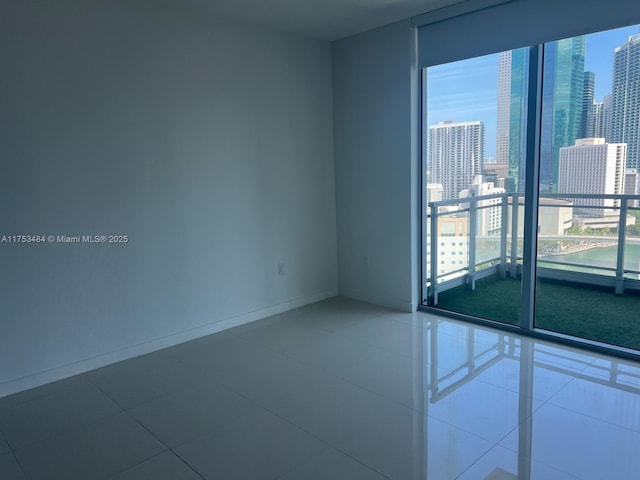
[427, 193, 640, 305]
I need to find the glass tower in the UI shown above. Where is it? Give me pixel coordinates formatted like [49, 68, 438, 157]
[509, 49, 528, 192]
[581, 71, 596, 138]
[496, 48, 528, 192]
[540, 36, 586, 193]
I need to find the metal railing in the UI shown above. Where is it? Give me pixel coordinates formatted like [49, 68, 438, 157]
[427, 193, 640, 305]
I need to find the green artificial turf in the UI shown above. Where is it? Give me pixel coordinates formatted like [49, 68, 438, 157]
[436, 275, 640, 351]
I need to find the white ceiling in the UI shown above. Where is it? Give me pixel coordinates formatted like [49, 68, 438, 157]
[168, 0, 469, 41]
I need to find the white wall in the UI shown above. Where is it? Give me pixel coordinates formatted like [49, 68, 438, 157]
[0, 0, 337, 396]
[332, 20, 419, 312]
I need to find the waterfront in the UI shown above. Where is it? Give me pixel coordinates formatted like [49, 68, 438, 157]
[539, 240, 640, 275]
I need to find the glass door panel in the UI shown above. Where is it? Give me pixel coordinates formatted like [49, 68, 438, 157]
[535, 26, 640, 351]
[423, 48, 529, 326]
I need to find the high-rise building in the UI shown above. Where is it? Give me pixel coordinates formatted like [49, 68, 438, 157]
[593, 94, 612, 141]
[625, 168, 640, 207]
[496, 49, 528, 192]
[578, 72, 612, 142]
[558, 138, 627, 217]
[496, 52, 511, 168]
[611, 33, 640, 169]
[540, 36, 586, 193]
[581, 71, 596, 138]
[429, 120, 484, 201]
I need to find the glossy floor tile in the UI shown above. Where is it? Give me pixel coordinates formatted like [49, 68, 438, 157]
[498, 403, 640, 479]
[107, 451, 203, 480]
[1, 297, 640, 479]
[278, 448, 387, 480]
[174, 409, 327, 480]
[0, 431, 10, 455]
[15, 412, 165, 480]
[0, 382, 121, 449]
[128, 382, 258, 447]
[88, 353, 211, 409]
[0, 453, 27, 480]
[457, 445, 580, 480]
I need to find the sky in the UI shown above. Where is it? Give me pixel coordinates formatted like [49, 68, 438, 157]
[425, 24, 640, 159]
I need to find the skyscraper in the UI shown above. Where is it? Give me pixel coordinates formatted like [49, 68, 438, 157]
[496, 49, 528, 192]
[625, 168, 640, 207]
[540, 36, 586, 192]
[625, 168, 639, 202]
[581, 71, 596, 138]
[558, 138, 626, 217]
[596, 94, 613, 141]
[496, 52, 511, 167]
[429, 121, 484, 201]
[611, 33, 640, 169]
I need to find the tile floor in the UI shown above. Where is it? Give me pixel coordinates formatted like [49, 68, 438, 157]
[1, 297, 640, 479]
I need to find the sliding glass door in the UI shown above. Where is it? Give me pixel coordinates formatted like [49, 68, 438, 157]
[535, 26, 640, 351]
[422, 23, 640, 355]
[423, 47, 529, 326]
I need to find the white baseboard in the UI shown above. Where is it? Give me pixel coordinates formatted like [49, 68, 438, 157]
[0, 289, 338, 399]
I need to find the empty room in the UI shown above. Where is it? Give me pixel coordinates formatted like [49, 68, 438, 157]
[2, 0, 640, 478]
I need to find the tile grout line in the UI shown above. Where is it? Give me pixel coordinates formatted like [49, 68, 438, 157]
[89, 346, 376, 480]
[452, 441, 499, 480]
[9, 448, 31, 480]
[272, 445, 395, 480]
[2, 383, 124, 454]
[88, 379, 209, 480]
[480, 393, 589, 480]
[131, 422, 208, 480]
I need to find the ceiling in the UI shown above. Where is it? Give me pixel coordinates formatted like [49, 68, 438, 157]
[157, 0, 471, 41]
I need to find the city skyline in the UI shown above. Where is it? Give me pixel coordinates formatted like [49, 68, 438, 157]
[426, 24, 640, 159]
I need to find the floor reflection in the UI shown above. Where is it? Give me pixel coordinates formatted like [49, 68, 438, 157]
[414, 316, 640, 479]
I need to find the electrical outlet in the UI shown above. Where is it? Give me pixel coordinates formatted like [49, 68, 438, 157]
[278, 263, 285, 276]
[363, 255, 370, 270]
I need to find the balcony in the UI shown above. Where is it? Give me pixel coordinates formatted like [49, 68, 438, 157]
[426, 192, 640, 351]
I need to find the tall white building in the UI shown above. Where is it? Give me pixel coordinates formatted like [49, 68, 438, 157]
[558, 138, 627, 217]
[429, 120, 483, 201]
[611, 33, 640, 168]
[496, 51, 511, 166]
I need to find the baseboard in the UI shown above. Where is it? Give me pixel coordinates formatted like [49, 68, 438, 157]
[0, 289, 338, 399]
